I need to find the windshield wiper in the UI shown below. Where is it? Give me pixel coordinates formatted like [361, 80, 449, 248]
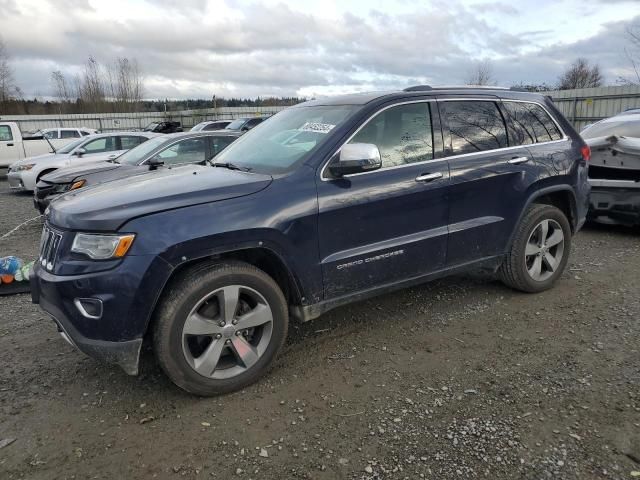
[211, 161, 252, 172]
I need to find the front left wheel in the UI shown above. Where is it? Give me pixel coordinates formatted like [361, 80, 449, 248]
[152, 261, 288, 396]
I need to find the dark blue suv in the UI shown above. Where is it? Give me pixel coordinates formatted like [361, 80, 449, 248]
[31, 86, 590, 395]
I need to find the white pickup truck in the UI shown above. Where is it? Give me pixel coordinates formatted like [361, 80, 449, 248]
[0, 122, 87, 172]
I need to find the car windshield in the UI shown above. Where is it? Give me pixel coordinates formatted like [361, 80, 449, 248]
[117, 136, 170, 165]
[57, 137, 87, 154]
[191, 123, 206, 132]
[213, 105, 357, 174]
[143, 122, 159, 131]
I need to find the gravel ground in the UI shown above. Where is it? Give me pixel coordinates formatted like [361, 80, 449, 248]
[0, 177, 639, 480]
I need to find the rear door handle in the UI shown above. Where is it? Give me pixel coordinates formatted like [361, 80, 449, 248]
[415, 172, 443, 182]
[6, 143, 13, 147]
[507, 156, 529, 165]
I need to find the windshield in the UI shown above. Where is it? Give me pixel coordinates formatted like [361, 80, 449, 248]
[214, 106, 357, 174]
[57, 137, 86, 154]
[143, 122, 159, 131]
[191, 123, 206, 132]
[117, 136, 170, 165]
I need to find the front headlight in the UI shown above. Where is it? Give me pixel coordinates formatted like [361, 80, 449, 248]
[14, 164, 35, 172]
[71, 233, 136, 260]
[68, 179, 86, 191]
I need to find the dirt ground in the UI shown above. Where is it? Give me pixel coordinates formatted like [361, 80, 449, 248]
[0, 177, 639, 480]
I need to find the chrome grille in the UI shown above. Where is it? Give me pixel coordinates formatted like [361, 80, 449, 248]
[39, 225, 62, 271]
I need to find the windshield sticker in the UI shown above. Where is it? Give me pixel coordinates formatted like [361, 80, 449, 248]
[298, 122, 336, 134]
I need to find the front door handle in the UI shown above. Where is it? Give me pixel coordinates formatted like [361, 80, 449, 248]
[507, 156, 529, 165]
[415, 172, 443, 182]
[6, 143, 13, 147]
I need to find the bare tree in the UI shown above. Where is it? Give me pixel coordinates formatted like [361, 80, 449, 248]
[558, 58, 603, 90]
[619, 23, 640, 85]
[51, 55, 144, 113]
[107, 57, 144, 112]
[78, 56, 107, 112]
[51, 70, 74, 113]
[0, 36, 18, 109]
[466, 60, 496, 86]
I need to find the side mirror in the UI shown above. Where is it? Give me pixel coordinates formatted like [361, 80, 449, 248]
[241, 126, 250, 132]
[73, 148, 87, 157]
[147, 156, 164, 169]
[328, 143, 382, 178]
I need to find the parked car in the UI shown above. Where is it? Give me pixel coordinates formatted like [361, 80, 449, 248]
[32, 86, 589, 396]
[143, 121, 183, 134]
[224, 117, 265, 132]
[0, 122, 95, 172]
[7, 132, 158, 192]
[191, 120, 232, 132]
[30, 127, 98, 139]
[581, 111, 640, 226]
[34, 131, 241, 213]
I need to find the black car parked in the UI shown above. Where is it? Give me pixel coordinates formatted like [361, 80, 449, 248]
[34, 131, 241, 213]
[143, 121, 183, 134]
[32, 86, 590, 396]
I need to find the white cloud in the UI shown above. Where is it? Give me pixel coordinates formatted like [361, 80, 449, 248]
[1, 0, 639, 98]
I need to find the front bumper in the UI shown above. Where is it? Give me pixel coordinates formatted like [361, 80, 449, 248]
[30, 252, 173, 375]
[7, 171, 26, 190]
[588, 179, 640, 226]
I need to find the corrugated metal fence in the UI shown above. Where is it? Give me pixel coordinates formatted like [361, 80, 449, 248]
[0, 106, 288, 134]
[547, 85, 640, 132]
[3, 86, 640, 134]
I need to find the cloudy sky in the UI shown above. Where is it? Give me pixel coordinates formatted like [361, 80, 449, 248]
[1, 0, 639, 99]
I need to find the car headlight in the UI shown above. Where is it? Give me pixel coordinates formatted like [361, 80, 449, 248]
[71, 233, 136, 260]
[69, 179, 86, 191]
[14, 164, 35, 171]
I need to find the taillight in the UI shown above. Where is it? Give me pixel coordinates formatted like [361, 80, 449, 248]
[581, 145, 591, 162]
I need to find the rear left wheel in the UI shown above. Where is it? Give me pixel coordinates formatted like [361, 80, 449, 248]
[152, 261, 288, 396]
[499, 204, 571, 293]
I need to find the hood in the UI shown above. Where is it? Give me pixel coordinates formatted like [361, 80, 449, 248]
[10, 152, 58, 168]
[40, 161, 121, 183]
[47, 164, 272, 231]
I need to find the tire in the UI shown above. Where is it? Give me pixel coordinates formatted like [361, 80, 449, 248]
[153, 260, 288, 396]
[499, 204, 572, 293]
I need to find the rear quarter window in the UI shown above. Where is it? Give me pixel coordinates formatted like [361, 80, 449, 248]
[502, 101, 563, 145]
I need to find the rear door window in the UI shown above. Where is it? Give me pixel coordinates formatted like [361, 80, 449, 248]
[61, 130, 80, 138]
[44, 130, 59, 139]
[441, 101, 508, 155]
[348, 102, 434, 168]
[82, 137, 116, 154]
[502, 101, 563, 145]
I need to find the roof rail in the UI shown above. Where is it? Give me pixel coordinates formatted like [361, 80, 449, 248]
[403, 85, 432, 92]
[404, 84, 518, 92]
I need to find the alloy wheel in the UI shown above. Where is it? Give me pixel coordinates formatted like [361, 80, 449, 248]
[524, 219, 565, 282]
[181, 285, 273, 379]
